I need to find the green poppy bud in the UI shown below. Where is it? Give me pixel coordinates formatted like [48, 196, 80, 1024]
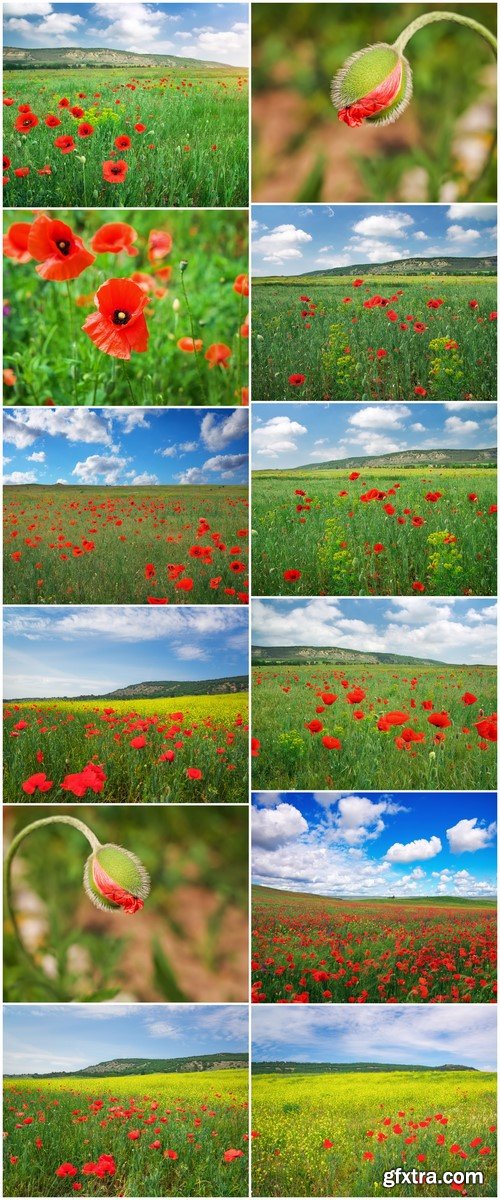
[331, 43, 412, 127]
[84, 843, 150, 915]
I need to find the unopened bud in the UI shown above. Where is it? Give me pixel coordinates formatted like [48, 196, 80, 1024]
[331, 43, 412, 128]
[84, 843, 150, 915]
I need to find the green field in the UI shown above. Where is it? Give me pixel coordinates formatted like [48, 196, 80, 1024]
[3, 66, 248, 207]
[3, 209, 248, 407]
[4, 485, 249, 605]
[251, 277, 497, 401]
[251, 1069, 497, 1196]
[251, 663, 497, 791]
[4, 1070, 249, 1197]
[251, 466, 497, 596]
[4, 694, 248, 804]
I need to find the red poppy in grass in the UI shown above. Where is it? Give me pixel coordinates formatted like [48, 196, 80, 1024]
[61, 762, 107, 798]
[22, 772, 53, 795]
[322, 736, 341, 750]
[205, 343, 232, 369]
[45, 113, 61, 127]
[348, 471, 360, 480]
[175, 578, 194, 591]
[91, 221, 138, 256]
[489, 310, 497, 320]
[187, 767, 202, 780]
[306, 719, 323, 733]
[427, 298, 443, 308]
[413, 321, 427, 333]
[233, 273, 249, 296]
[28, 214, 95, 281]
[373, 542, 385, 554]
[55, 1164, 78, 1177]
[149, 1140, 161, 1150]
[412, 581, 425, 593]
[469, 300, 479, 309]
[461, 692, 477, 705]
[224, 1150, 244, 1162]
[115, 134, 132, 151]
[467, 492, 478, 502]
[363, 1152, 374, 1161]
[14, 167, 30, 177]
[425, 491, 442, 502]
[178, 336, 203, 352]
[3, 221, 32, 263]
[474, 715, 497, 742]
[347, 687, 365, 704]
[37, 165, 52, 175]
[135, 121, 146, 132]
[102, 158, 129, 183]
[130, 735, 147, 749]
[288, 373, 306, 386]
[77, 121, 94, 137]
[283, 568, 301, 581]
[70, 105, 84, 118]
[3, 98, 14, 106]
[251, 738, 260, 757]
[377, 711, 409, 730]
[15, 111, 39, 133]
[147, 229, 173, 262]
[376, 348, 387, 359]
[428, 712, 452, 728]
[83, 278, 149, 359]
[166, 1150, 178, 1160]
[414, 386, 427, 396]
[148, 596, 168, 604]
[54, 134, 76, 154]
[128, 1130, 141, 1140]
[323, 1139, 334, 1149]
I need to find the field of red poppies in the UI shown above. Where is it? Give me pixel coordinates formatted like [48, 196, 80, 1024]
[3, 209, 248, 406]
[3, 65, 248, 207]
[3, 484, 249, 605]
[251, 663, 497, 790]
[4, 692, 248, 804]
[251, 277, 497, 401]
[251, 888, 497, 1004]
[4, 1071, 249, 1197]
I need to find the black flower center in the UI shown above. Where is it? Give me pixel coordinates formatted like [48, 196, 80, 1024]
[113, 309, 131, 326]
[56, 239, 71, 256]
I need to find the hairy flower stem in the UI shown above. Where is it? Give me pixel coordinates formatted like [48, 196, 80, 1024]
[65, 280, 78, 405]
[393, 11, 497, 56]
[4, 816, 100, 992]
[180, 269, 207, 403]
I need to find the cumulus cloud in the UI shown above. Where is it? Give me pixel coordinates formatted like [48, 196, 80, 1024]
[252, 416, 308, 459]
[3, 470, 38, 484]
[351, 212, 414, 238]
[446, 225, 481, 244]
[72, 454, 129, 485]
[446, 204, 497, 222]
[200, 409, 248, 452]
[252, 803, 308, 849]
[3, 410, 113, 450]
[253, 224, 312, 266]
[385, 836, 442, 863]
[446, 818, 496, 854]
[27, 450, 45, 463]
[130, 472, 159, 486]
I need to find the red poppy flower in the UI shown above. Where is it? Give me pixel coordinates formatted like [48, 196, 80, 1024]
[54, 134, 76, 154]
[187, 767, 202, 780]
[28, 214, 95, 281]
[414, 386, 427, 396]
[426, 298, 443, 308]
[412, 581, 425, 592]
[83, 278, 149, 359]
[14, 167, 30, 177]
[91, 222, 138, 256]
[15, 112, 39, 133]
[233, 273, 249, 296]
[115, 134, 132, 151]
[135, 122, 146, 132]
[77, 122, 94, 137]
[37, 165, 52, 175]
[91, 856, 145, 915]
[428, 712, 452, 728]
[322, 736, 342, 750]
[288, 373, 306, 386]
[70, 105, 84, 117]
[224, 1149, 244, 1162]
[413, 321, 427, 333]
[461, 692, 477, 705]
[147, 229, 173, 262]
[3, 222, 33, 263]
[205, 343, 232, 369]
[102, 159, 129, 183]
[22, 772, 53, 795]
[283, 569, 301, 581]
[469, 300, 479, 309]
[55, 1164, 78, 1178]
[306, 719, 323, 733]
[474, 715, 497, 742]
[178, 336, 203, 352]
[166, 1150, 178, 1160]
[45, 114, 61, 127]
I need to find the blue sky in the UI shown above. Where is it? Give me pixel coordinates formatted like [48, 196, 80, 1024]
[252, 1007, 496, 1071]
[3, 408, 248, 487]
[4, 606, 248, 697]
[4, 2, 249, 66]
[4, 1004, 249, 1076]
[253, 402, 497, 468]
[252, 204, 498, 275]
[252, 597, 497, 666]
[252, 791, 497, 899]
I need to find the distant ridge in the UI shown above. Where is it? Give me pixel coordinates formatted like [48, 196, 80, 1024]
[252, 645, 450, 667]
[3, 45, 240, 71]
[5, 1053, 248, 1080]
[252, 1061, 478, 1075]
[255, 447, 497, 473]
[253, 255, 497, 280]
[8, 675, 248, 703]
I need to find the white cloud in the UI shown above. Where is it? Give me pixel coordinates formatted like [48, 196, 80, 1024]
[446, 818, 496, 854]
[252, 416, 307, 460]
[252, 803, 308, 849]
[348, 405, 410, 431]
[446, 225, 481, 244]
[4, 606, 248, 645]
[444, 416, 480, 436]
[6, 8, 84, 44]
[253, 224, 312, 266]
[4, 410, 112, 450]
[27, 450, 45, 463]
[3, 470, 38, 484]
[333, 795, 406, 846]
[446, 204, 497, 222]
[385, 836, 442, 864]
[414, 231, 428, 241]
[200, 409, 248, 452]
[72, 454, 129, 485]
[130, 472, 159, 486]
[202, 453, 248, 476]
[351, 212, 414, 239]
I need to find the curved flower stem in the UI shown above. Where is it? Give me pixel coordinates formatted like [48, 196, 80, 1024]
[4, 816, 100, 991]
[394, 11, 497, 56]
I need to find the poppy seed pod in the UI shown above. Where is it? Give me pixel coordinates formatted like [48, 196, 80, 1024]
[84, 843, 150, 915]
[331, 43, 412, 128]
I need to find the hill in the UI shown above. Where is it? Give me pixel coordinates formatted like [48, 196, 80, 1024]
[255, 447, 496, 474]
[252, 645, 450, 667]
[297, 256, 497, 278]
[6, 1053, 248, 1080]
[252, 1061, 478, 1075]
[252, 884, 497, 908]
[3, 45, 239, 71]
[9, 675, 248, 702]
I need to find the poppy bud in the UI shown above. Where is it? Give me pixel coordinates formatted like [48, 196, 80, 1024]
[84, 843, 150, 915]
[331, 43, 412, 127]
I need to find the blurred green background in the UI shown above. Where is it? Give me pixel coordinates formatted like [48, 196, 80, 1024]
[252, 2, 497, 202]
[4, 805, 248, 1004]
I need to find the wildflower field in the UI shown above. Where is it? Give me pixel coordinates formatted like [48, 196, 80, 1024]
[3, 209, 248, 406]
[251, 888, 497, 1005]
[3, 484, 249, 605]
[251, 277, 497, 402]
[251, 1069, 497, 1196]
[251, 467, 497, 597]
[251, 663, 497, 791]
[4, 694, 248, 804]
[3, 66, 248, 207]
[4, 1070, 249, 1197]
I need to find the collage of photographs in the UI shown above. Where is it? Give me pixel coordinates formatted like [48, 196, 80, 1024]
[1, 1, 498, 1199]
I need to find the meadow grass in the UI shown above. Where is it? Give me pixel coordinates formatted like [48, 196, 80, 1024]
[251, 1069, 497, 1196]
[4, 694, 249, 804]
[251, 467, 497, 596]
[251, 663, 497, 791]
[4, 484, 249, 605]
[251, 277, 497, 402]
[3, 66, 248, 207]
[4, 1070, 249, 1197]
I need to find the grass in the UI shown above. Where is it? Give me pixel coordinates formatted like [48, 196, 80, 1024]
[3, 66, 248, 206]
[251, 277, 497, 401]
[251, 1069, 497, 1196]
[4, 1070, 249, 1197]
[3, 209, 248, 407]
[251, 466, 497, 596]
[251, 663, 497, 791]
[4, 694, 249, 804]
[251, 887, 497, 1004]
[3, 485, 249, 605]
